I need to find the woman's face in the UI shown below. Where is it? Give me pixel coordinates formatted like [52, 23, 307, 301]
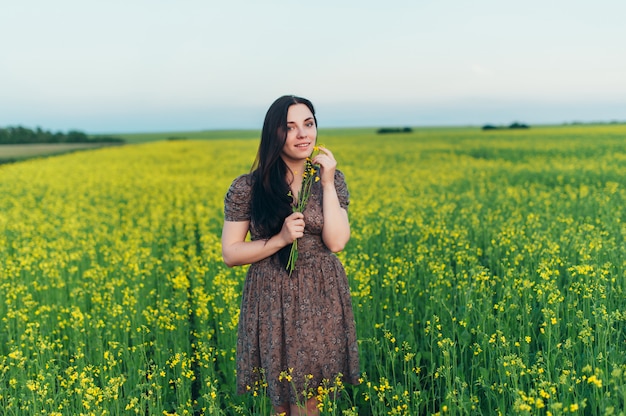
[281, 103, 317, 164]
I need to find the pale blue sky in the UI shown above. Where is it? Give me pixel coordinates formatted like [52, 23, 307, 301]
[1, 0, 625, 133]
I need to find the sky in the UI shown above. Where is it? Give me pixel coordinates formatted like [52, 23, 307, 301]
[1, 0, 625, 133]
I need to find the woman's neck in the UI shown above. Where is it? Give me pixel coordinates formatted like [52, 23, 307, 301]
[282, 158, 307, 181]
[283, 158, 306, 200]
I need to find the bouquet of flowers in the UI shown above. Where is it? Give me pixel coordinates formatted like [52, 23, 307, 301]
[286, 151, 320, 276]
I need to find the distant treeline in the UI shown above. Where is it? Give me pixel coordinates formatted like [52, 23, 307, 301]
[377, 127, 413, 134]
[0, 126, 124, 145]
[482, 122, 529, 131]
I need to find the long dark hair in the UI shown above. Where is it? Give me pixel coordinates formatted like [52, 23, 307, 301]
[251, 95, 317, 265]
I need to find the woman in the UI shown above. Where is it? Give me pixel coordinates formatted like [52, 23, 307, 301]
[222, 95, 360, 415]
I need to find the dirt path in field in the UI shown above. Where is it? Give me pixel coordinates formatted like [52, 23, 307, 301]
[0, 143, 122, 162]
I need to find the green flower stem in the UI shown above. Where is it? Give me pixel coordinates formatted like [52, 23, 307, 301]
[286, 158, 319, 276]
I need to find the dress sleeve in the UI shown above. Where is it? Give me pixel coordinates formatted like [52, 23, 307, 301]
[224, 174, 252, 221]
[334, 170, 350, 211]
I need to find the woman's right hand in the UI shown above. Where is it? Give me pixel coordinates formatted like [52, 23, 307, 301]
[280, 212, 305, 245]
[222, 212, 305, 267]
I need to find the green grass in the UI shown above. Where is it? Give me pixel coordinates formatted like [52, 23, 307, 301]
[0, 124, 625, 415]
[0, 142, 123, 164]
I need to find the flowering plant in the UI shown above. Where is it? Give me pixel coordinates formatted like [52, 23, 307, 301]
[286, 148, 321, 276]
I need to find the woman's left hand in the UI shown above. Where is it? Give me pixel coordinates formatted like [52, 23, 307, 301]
[312, 146, 337, 186]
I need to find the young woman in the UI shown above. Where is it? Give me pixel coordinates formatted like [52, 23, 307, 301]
[222, 95, 360, 415]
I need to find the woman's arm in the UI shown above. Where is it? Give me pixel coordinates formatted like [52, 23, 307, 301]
[320, 184, 350, 252]
[221, 212, 305, 267]
[313, 147, 350, 252]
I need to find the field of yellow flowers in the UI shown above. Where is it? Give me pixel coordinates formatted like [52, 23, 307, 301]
[1, 125, 625, 415]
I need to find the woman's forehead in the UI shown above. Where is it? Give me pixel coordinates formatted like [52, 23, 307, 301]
[287, 104, 314, 122]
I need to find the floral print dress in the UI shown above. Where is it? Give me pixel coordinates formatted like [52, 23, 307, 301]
[224, 170, 360, 406]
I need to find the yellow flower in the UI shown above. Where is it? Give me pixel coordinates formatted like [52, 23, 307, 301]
[587, 375, 602, 388]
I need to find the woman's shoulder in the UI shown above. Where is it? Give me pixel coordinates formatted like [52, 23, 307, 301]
[229, 172, 255, 190]
[225, 173, 255, 203]
[333, 169, 347, 184]
[224, 173, 256, 220]
[332, 169, 349, 208]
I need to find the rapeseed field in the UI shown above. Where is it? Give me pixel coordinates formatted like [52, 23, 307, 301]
[0, 125, 624, 415]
